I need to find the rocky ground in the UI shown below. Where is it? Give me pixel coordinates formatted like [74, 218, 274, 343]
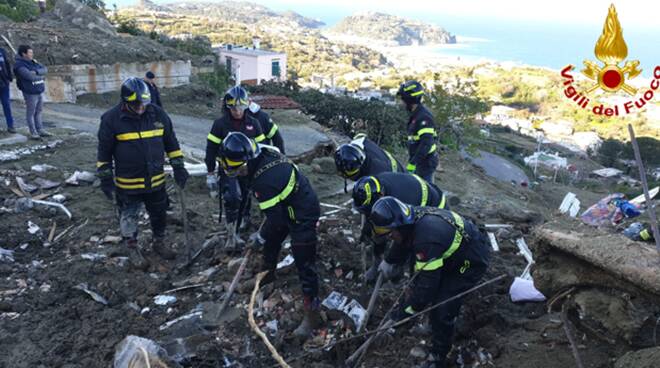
[0, 106, 658, 368]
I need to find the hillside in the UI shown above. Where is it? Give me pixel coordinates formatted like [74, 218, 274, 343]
[331, 12, 456, 46]
[119, 2, 389, 81]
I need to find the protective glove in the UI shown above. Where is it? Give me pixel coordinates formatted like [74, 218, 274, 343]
[206, 173, 219, 197]
[248, 230, 266, 250]
[406, 163, 416, 173]
[378, 260, 399, 281]
[100, 176, 114, 200]
[172, 165, 189, 189]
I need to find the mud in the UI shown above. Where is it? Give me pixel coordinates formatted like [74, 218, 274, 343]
[0, 114, 654, 368]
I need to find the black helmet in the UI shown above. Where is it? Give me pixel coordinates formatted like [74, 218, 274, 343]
[369, 196, 415, 233]
[334, 143, 366, 179]
[121, 77, 151, 104]
[397, 80, 424, 104]
[224, 86, 249, 111]
[219, 132, 260, 175]
[352, 176, 383, 213]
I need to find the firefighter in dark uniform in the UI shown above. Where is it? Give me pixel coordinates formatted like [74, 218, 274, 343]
[352, 172, 449, 281]
[218, 132, 322, 338]
[205, 86, 267, 244]
[334, 133, 404, 187]
[97, 77, 189, 268]
[369, 197, 491, 368]
[397, 80, 439, 183]
[248, 100, 285, 153]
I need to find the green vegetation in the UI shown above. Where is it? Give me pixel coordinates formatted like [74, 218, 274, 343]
[198, 66, 231, 97]
[0, 0, 38, 22]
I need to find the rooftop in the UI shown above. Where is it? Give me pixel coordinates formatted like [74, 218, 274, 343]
[214, 45, 285, 57]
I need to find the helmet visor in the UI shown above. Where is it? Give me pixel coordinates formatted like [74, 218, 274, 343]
[221, 158, 248, 177]
[373, 225, 392, 236]
[226, 97, 249, 111]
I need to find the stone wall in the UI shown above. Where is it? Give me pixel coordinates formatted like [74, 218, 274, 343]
[10, 60, 191, 103]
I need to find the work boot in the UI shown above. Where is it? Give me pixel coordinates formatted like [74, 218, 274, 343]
[224, 222, 245, 252]
[29, 133, 42, 141]
[364, 256, 381, 283]
[7, 127, 16, 134]
[152, 237, 177, 260]
[126, 238, 149, 270]
[293, 297, 322, 338]
[260, 262, 277, 285]
[38, 130, 52, 137]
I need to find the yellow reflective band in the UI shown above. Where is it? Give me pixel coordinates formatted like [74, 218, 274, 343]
[96, 161, 109, 168]
[640, 229, 651, 240]
[125, 92, 137, 102]
[255, 134, 266, 143]
[428, 144, 437, 154]
[116, 129, 164, 141]
[439, 193, 446, 209]
[225, 158, 246, 167]
[266, 124, 279, 139]
[288, 206, 296, 221]
[410, 90, 424, 96]
[141, 93, 150, 100]
[460, 260, 470, 274]
[384, 150, 398, 172]
[407, 135, 415, 141]
[404, 306, 416, 314]
[151, 178, 165, 187]
[403, 84, 417, 91]
[373, 226, 391, 235]
[412, 174, 428, 206]
[354, 133, 367, 140]
[167, 150, 183, 159]
[116, 177, 145, 183]
[151, 173, 165, 182]
[415, 212, 465, 272]
[115, 180, 145, 189]
[415, 127, 436, 139]
[207, 133, 222, 144]
[258, 169, 297, 210]
[344, 168, 359, 177]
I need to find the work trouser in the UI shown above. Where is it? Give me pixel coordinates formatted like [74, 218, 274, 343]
[22, 92, 43, 135]
[261, 190, 321, 299]
[218, 171, 244, 224]
[414, 152, 439, 184]
[429, 231, 490, 362]
[116, 187, 168, 240]
[0, 84, 13, 128]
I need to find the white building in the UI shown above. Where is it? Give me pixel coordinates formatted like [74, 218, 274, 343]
[215, 39, 287, 86]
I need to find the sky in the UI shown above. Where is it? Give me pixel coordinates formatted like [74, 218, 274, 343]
[110, 0, 660, 31]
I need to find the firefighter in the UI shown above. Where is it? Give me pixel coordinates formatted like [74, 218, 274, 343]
[334, 133, 404, 190]
[218, 132, 322, 337]
[352, 172, 449, 281]
[97, 77, 189, 268]
[205, 86, 267, 244]
[247, 99, 285, 153]
[369, 197, 490, 368]
[397, 80, 439, 183]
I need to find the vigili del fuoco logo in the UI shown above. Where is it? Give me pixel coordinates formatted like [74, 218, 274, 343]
[560, 4, 660, 116]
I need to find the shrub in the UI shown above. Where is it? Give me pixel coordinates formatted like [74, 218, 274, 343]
[0, 0, 39, 22]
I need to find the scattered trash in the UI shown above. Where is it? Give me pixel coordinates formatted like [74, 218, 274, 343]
[409, 346, 428, 359]
[615, 199, 641, 218]
[487, 232, 499, 252]
[321, 291, 367, 330]
[159, 310, 203, 331]
[276, 254, 294, 269]
[0, 247, 15, 262]
[630, 186, 659, 206]
[33, 178, 61, 190]
[623, 222, 655, 242]
[65, 170, 97, 185]
[113, 335, 176, 368]
[32, 199, 72, 219]
[559, 192, 580, 217]
[154, 295, 177, 306]
[15, 198, 72, 218]
[591, 168, 623, 178]
[102, 235, 123, 244]
[515, 238, 534, 279]
[580, 193, 625, 226]
[265, 319, 278, 336]
[141, 307, 150, 315]
[27, 221, 41, 235]
[509, 277, 546, 302]
[81, 253, 107, 261]
[74, 283, 108, 305]
[0, 139, 62, 162]
[16, 177, 38, 193]
[31, 164, 57, 173]
[51, 194, 66, 203]
[39, 283, 51, 292]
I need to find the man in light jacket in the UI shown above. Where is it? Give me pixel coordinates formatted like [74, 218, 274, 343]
[14, 44, 49, 140]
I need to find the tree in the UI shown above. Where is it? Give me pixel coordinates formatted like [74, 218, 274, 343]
[0, 0, 39, 21]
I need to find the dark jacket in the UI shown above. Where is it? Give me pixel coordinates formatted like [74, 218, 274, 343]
[350, 135, 404, 180]
[13, 55, 47, 95]
[205, 113, 266, 173]
[97, 103, 183, 194]
[0, 48, 13, 89]
[363, 172, 447, 214]
[386, 208, 490, 313]
[407, 105, 438, 166]
[247, 107, 285, 153]
[248, 147, 319, 229]
[145, 81, 162, 108]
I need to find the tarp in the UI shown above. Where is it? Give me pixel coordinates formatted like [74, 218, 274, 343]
[580, 193, 625, 226]
[524, 151, 567, 169]
[592, 168, 623, 178]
